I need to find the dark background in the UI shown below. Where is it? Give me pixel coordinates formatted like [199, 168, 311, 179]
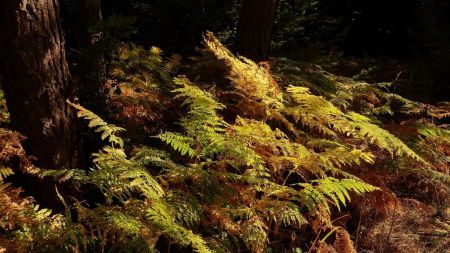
[64, 0, 450, 102]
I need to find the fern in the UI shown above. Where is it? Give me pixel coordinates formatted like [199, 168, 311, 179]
[0, 167, 13, 181]
[0, 167, 13, 193]
[285, 86, 422, 161]
[68, 100, 125, 148]
[146, 201, 212, 253]
[241, 217, 268, 253]
[299, 177, 379, 213]
[51, 102, 212, 252]
[158, 132, 195, 157]
[267, 201, 308, 228]
[9, 34, 444, 252]
[0, 89, 9, 124]
[204, 32, 283, 113]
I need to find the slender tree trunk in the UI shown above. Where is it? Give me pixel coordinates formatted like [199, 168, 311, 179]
[75, 0, 103, 48]
[0, 0, 80, 169]
[234, 0, 279, 62]
[71, 0, 107, 161]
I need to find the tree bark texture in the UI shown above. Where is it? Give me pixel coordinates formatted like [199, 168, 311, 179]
[234, 0, 279, 62]
[0, 0, 80, 169]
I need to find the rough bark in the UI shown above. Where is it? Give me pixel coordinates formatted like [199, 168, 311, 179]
[0, 0, 80, 169]
[234, 0, 279, 62]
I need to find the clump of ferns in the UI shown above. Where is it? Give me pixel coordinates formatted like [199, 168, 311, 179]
[0, 166, 73, 252]
[40, 34, 446, 252]
[39, 78, 378, 252]
[154, 75, 379, 252]
[203, 33, 450, 186]
[108, 43, 183, 137]
[42, 101, 212, 253]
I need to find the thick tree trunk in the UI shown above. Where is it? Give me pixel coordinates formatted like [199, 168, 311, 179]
[0, 0, 80, 169]
[234, 0, 279, 62]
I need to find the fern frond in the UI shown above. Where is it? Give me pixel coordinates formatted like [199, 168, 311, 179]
[40, 168, 87, 182]
[267, 201, 307, 228]
[105, 209, 143, 235]
[147, 202, 212, 253]
[157, 132, 195, 157]
[0, 167, 13, 180]
[0, 180, 11, 193]
[203, 32, 283, 110]
[285, 86, 422, 161]
[68, 100, 125, 148]
[299, 177, 379, 213]
[241, 217, 268, 253]
[168, 191, 202, 228]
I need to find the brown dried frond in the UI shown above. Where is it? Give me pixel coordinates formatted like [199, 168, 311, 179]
[333, 228, 356, 253]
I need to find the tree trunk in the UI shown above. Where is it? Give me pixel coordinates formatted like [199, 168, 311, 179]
[234, 0, 279, 62]
[75, 0, 103, 48]
[0, 0, 80, 169]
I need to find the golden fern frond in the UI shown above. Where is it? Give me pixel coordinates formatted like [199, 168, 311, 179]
[319, 147, 375, 168]
[203, 32, 283, 110]
[0, 167, 13, 181]
[0, 167, 13, 193]
[0, 90, 9, 124]
[0, 180, 11, 193]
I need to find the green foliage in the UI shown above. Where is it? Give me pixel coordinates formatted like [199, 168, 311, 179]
[2, 33, 448, 253]
[274, 0, 348, 56]
[41, 103, 212, 253]
[152, 66, 378, 251]
[299, 178, 379, 213]
[68, 100, 125, 149]
[270, 57, 450, 186]
[285, 86, 422, 160]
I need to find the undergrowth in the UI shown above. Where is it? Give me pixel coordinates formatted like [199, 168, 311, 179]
[0, 33, 448, 253]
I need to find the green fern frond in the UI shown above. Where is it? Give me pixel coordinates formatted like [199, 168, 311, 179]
[241, 217, 268, 253]
[299, 177, 379, 213]
[147, 202, 212, 253]
[285, 86, 422, 161]
[30, 204, 54, 221]
[168, 191, 202, 228]
[131, 147, 185, 171]
[268, 202, 307, 228]
[40, 168, 87, 182]
[106, 210, 143, 235]
[68, 100, 125, 148]
[416, 123, 450, 140]
[157, 132, 195, 157]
